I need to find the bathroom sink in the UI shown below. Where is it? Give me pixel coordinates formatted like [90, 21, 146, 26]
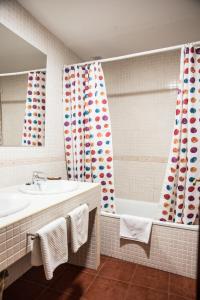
[19, 180, 78, 195]
[0, 193, 30, 217]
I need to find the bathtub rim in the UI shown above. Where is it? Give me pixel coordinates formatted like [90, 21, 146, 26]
[101, 211, 199, 231]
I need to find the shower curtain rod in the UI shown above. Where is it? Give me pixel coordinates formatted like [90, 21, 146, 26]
[0, 68, 46, 77]
[65, 40, 200, 68]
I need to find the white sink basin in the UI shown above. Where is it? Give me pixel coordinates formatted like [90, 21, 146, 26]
[19, 180, 78, 195]
[0, 193, 30, 217]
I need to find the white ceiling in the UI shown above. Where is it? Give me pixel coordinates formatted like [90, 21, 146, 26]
[0, 24, 46, 73]
[18, 0, 200, 60]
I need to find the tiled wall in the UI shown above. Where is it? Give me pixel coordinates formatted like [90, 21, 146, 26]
[103, 51, 180, 202]
[0, 0, 81, 187]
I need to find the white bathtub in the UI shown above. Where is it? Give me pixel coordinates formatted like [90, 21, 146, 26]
[101, 198, 199, 231]
[100, 198, 199, 278]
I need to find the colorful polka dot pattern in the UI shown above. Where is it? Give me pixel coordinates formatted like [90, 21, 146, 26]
[22, 71, 46, 146]
[160, 46, 200, 225]
[63, 62, 115, 213]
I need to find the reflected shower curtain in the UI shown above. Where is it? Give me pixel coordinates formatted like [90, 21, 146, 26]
[160, 45, 200, 225]
[22, 71, 46, 146]
[63, 62, 115, 213]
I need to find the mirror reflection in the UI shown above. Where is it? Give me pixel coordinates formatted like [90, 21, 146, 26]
[0, 24, 47, 147]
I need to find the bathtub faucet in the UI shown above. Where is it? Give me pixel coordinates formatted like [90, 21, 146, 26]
[193, 178, 200, 186]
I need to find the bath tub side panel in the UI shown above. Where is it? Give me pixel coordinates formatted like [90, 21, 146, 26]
[100, 214, 198, 279]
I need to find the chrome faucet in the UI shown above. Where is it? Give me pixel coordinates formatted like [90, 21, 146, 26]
[32, 171, 46, 188]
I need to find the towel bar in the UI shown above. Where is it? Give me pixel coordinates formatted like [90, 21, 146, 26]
[27, 203, 90, 240]
[27, 215, 70, 240]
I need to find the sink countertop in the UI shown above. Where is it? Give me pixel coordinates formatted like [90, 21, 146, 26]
[0, 181, 100, 230]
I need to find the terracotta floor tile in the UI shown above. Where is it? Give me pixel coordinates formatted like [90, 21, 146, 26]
[125, 285, 168, 300]
[98, 256, 136, 282]
[49, 268, 95, 296]
[4, 279, 45, 300]
[37, 288, 86, 300]
[131, 265, 169, 292]
[169, 294, 193, 300]
[169, 274, 196, 299]
[85, 276, 128, 300]
[4, 257, 197, 300]
[21, 264, 66, 286]
[67, 254, 107, 275]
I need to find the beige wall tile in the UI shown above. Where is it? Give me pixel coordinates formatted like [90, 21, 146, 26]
[103, 51, 180, 202]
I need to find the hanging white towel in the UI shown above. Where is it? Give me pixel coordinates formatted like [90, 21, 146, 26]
[68, 204, 89, 253]
[31, 217, 68, 280]
[120, 215, 152, 244]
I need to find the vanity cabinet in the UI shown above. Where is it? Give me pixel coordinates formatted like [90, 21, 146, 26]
[0, 182, 101, 285]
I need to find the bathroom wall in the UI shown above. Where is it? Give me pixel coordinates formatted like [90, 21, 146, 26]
[0, 74, 27, 146]
[0, 0, 80, 187]
[103, 51, 180, 202]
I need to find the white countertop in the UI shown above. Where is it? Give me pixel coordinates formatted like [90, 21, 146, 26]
[0, 181, 99, 229]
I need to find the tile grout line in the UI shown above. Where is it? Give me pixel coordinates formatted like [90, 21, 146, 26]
[128, 281, 169, 296]
[85, 256, 134, 297]
[130, 263, 138, 282]
[125, 264, 170, 300]
[124, 262, 139, 300]
[95, 274, 135, 285]
[96, 260, 138, 284]
[83, 257, 109, 295]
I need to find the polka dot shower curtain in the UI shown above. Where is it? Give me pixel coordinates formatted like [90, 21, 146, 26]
[22, 71, 46, 146]
[63, 62, 115, 213]
[160, 45, 200, 225]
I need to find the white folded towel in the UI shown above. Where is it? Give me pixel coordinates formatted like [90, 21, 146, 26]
[31, 217, 68, 280]
[120, 215, 152, 244]
[68, 204, 89, 253]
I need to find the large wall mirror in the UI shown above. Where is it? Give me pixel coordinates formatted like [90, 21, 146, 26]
[0, 24, 47, 147]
